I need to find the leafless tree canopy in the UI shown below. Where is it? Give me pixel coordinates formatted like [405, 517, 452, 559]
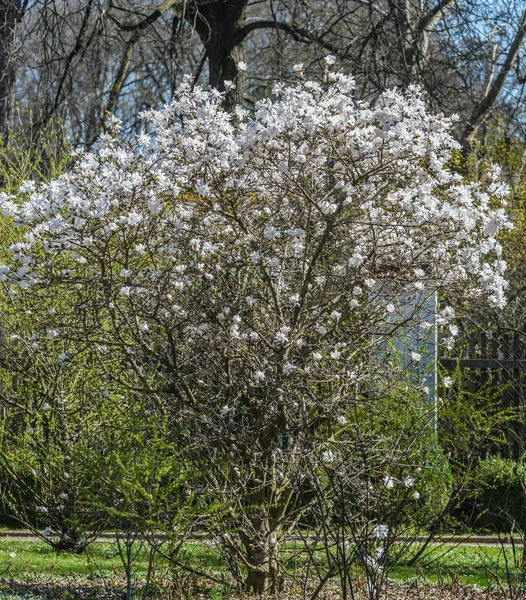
[0, 0, 526, 147]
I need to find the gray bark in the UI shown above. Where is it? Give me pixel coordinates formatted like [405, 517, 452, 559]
[393, 0, 458, 87]
[0, 0, 21, 142]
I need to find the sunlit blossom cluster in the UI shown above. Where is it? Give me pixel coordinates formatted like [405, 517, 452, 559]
[0, 71, 511, 417]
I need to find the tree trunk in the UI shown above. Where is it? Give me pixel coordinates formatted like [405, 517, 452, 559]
[240, 477, 271, 595]
[238, 461, 285, 594]
[190, 0, 247, 109]
[395, 0, 457, 88]
[0, 0, 20, 143]
[242, 528, 282, 594]
[244, 537, 270, 594]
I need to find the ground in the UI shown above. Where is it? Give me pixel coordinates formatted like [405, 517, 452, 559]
[0, 579, 519, 600]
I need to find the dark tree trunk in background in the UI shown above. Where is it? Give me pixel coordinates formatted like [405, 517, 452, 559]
[0, 0, 21, 143]
[191, 0, 247, 109]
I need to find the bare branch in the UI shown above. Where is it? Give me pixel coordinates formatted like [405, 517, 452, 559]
[463, 7, 526, 147]
[234, 19, 343, 57]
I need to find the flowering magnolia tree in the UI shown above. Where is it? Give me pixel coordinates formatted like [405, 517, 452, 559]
[0, 61, 511, 592]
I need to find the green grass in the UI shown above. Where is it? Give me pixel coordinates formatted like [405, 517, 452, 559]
[0, 596, 46, 600]
[0, 540, 525, 595]
[0, 540, 226, 599]
[0, 540, 135, 579]
[280, 539, 526, 589]
[0, 540, 224, 580]
[390, 544, 526, 588]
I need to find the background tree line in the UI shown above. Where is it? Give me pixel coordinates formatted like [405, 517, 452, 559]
[1, 0, 526, 148]
[2, 0, 526, 335]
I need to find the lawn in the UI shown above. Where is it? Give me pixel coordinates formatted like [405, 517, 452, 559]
[391, 544, 526, 588]
[0, 540, 153, 579]
[0, 540, 525, 599]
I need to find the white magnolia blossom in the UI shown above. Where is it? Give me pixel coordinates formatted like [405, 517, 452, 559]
[443, 375, 453, 388]
[404, 476, 415, 488]
[253, 370, 265, 382]
[373, 524, 389, 540]
[322, 449, 335, 464]
[0, 71, 510, 439]
[410, 352, 422, 363]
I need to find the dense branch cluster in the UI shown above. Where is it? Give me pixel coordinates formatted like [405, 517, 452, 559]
[0, 67, 512, 423]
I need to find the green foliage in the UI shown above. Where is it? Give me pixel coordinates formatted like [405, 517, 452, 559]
[410, 430, 453, 527]
[0, 359, 197, 550]
[358, 371, 453, 530]
[0, 121, 73, 532]
[439, 373, 517, 471]
[370, 388, 453, 530]
[0, 369, 114, 548]
[305, 376, 454, 535]
[0, 117, 70, 192]
[437, 360, 522, 532]
[469, 457, 526, 532]
[89, 404, 199, 539]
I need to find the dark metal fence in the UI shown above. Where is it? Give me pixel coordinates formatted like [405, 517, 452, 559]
[441, 331, 526, 459]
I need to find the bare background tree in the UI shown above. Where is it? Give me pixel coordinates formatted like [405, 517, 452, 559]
[1, 0, 526, 147]
[0, 0, 25, 141]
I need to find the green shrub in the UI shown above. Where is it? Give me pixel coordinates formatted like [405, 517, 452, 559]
[410, 429, 453, 528]
[369, 384, 454, 530]
[0, 116, 70, 192]
[470, 457, 526, 532]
